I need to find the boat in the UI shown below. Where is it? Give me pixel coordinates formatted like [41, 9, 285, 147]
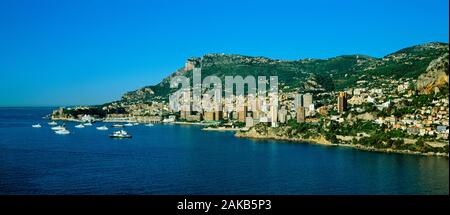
[96, 126, 109, 130]
[109, 130, 132, 138]
[133, 123, 139, 126]
[145, 123, 154, 127]
[83, 122, 93, 126]
[48, 121, 57, 126]
[75, 124, 85, 128]
[32, 124, 42, 128]
[51, 125, 65, 130]
[55, 128, 70, 135]
[112, 124, 124, 127]
[124, 123, 134, 127]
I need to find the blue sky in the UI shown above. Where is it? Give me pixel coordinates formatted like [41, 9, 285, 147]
[0, 0, 448, 106]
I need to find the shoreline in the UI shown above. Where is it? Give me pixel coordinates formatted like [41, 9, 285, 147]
[172, 121, 217, 126]
[202, 127, 243, 131]
[235, 131, 449, 158]
[50, 116, 448, 158]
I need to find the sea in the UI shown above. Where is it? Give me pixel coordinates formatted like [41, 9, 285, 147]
[0, 107, 448, 194]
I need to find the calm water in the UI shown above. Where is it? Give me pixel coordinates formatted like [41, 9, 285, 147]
[0, 107, 448, 194]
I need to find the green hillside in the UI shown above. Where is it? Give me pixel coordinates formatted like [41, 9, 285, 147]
[119, 42, 449, 104]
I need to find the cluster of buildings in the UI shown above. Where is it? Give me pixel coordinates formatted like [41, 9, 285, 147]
[339, 76, 449, 140]
[55, 73, 448, 142]
[170, 74, 448, 140]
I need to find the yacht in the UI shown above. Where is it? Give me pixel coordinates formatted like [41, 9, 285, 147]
[96, 126, 109, 130]
[124, 123, 134, 127]
[112, 124, 124, 128]
[75, 124, 85, 128]
[55, 128, 70, 135]
[51, 125, 66, 130]
[48, 121, 57, 126]
[83, 122, 93, 126]
[109, 130, 132, 138]
[32, 124, 42, 128]
[145, 123, 154, 127]
[133, 122, 139, 126]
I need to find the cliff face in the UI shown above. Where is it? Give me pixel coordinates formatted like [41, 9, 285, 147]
[417, 53, 449, 94]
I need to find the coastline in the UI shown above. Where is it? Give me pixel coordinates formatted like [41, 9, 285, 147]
[235, 131, 449, 158]
[172, 121, 216, 126]
[202, 127, 243, 131]
[50, 114, 448, 158]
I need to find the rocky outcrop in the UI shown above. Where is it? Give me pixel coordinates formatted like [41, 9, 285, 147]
[417, 53, 449, 94]
[235, 126, 331, 145]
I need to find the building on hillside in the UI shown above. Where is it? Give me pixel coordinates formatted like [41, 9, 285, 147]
[337, 91, 347, 113]
[296, 106, 306, 123]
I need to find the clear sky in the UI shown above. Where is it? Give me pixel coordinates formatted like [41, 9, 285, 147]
[0, 0, 448, 106]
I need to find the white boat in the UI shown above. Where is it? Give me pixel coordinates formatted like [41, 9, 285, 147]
[51, 125, 66, 130]
[48, 121, 57, 126]
[109, 130, 132, 138]
[112, 124, 124, 127]
[124, 123, 134, 127]
[32, 124, 42, 128]
[83, 122, 93, 126]
[145, 123, 154, 127]
[55, 129, 70, 135]
[96, 126, 109, 130]
[133, 123, 139, 126]
[75, 124, 85, 128]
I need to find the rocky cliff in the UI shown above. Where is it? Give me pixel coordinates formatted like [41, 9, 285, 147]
[417, 52, 449, 94]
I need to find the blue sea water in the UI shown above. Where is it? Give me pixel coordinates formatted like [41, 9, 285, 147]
[0, 107, 448, 194]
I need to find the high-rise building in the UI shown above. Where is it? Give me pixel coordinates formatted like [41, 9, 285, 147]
[295, 94, 303, 108]
[337, 91, 348, 113]
[245, 117, 254, 128]
[296, 107, 305, 123]
[278, 107, 288, 124]
[203, 111, 215, 121]
[214, 103, 223, 121]
[303, 93, 313, 109]
[238, 105, 248, 123]
[270, 105, 278, 127]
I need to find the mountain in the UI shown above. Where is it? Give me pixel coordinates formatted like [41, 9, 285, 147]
[119, 42, 449, 104]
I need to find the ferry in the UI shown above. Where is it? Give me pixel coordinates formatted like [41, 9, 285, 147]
[75, 124, 85, 128]
[48, 121, 57, 126]
[32, 124, 42, 128]
[109, 130, 132, 138]
[96, 126, 109, 130]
